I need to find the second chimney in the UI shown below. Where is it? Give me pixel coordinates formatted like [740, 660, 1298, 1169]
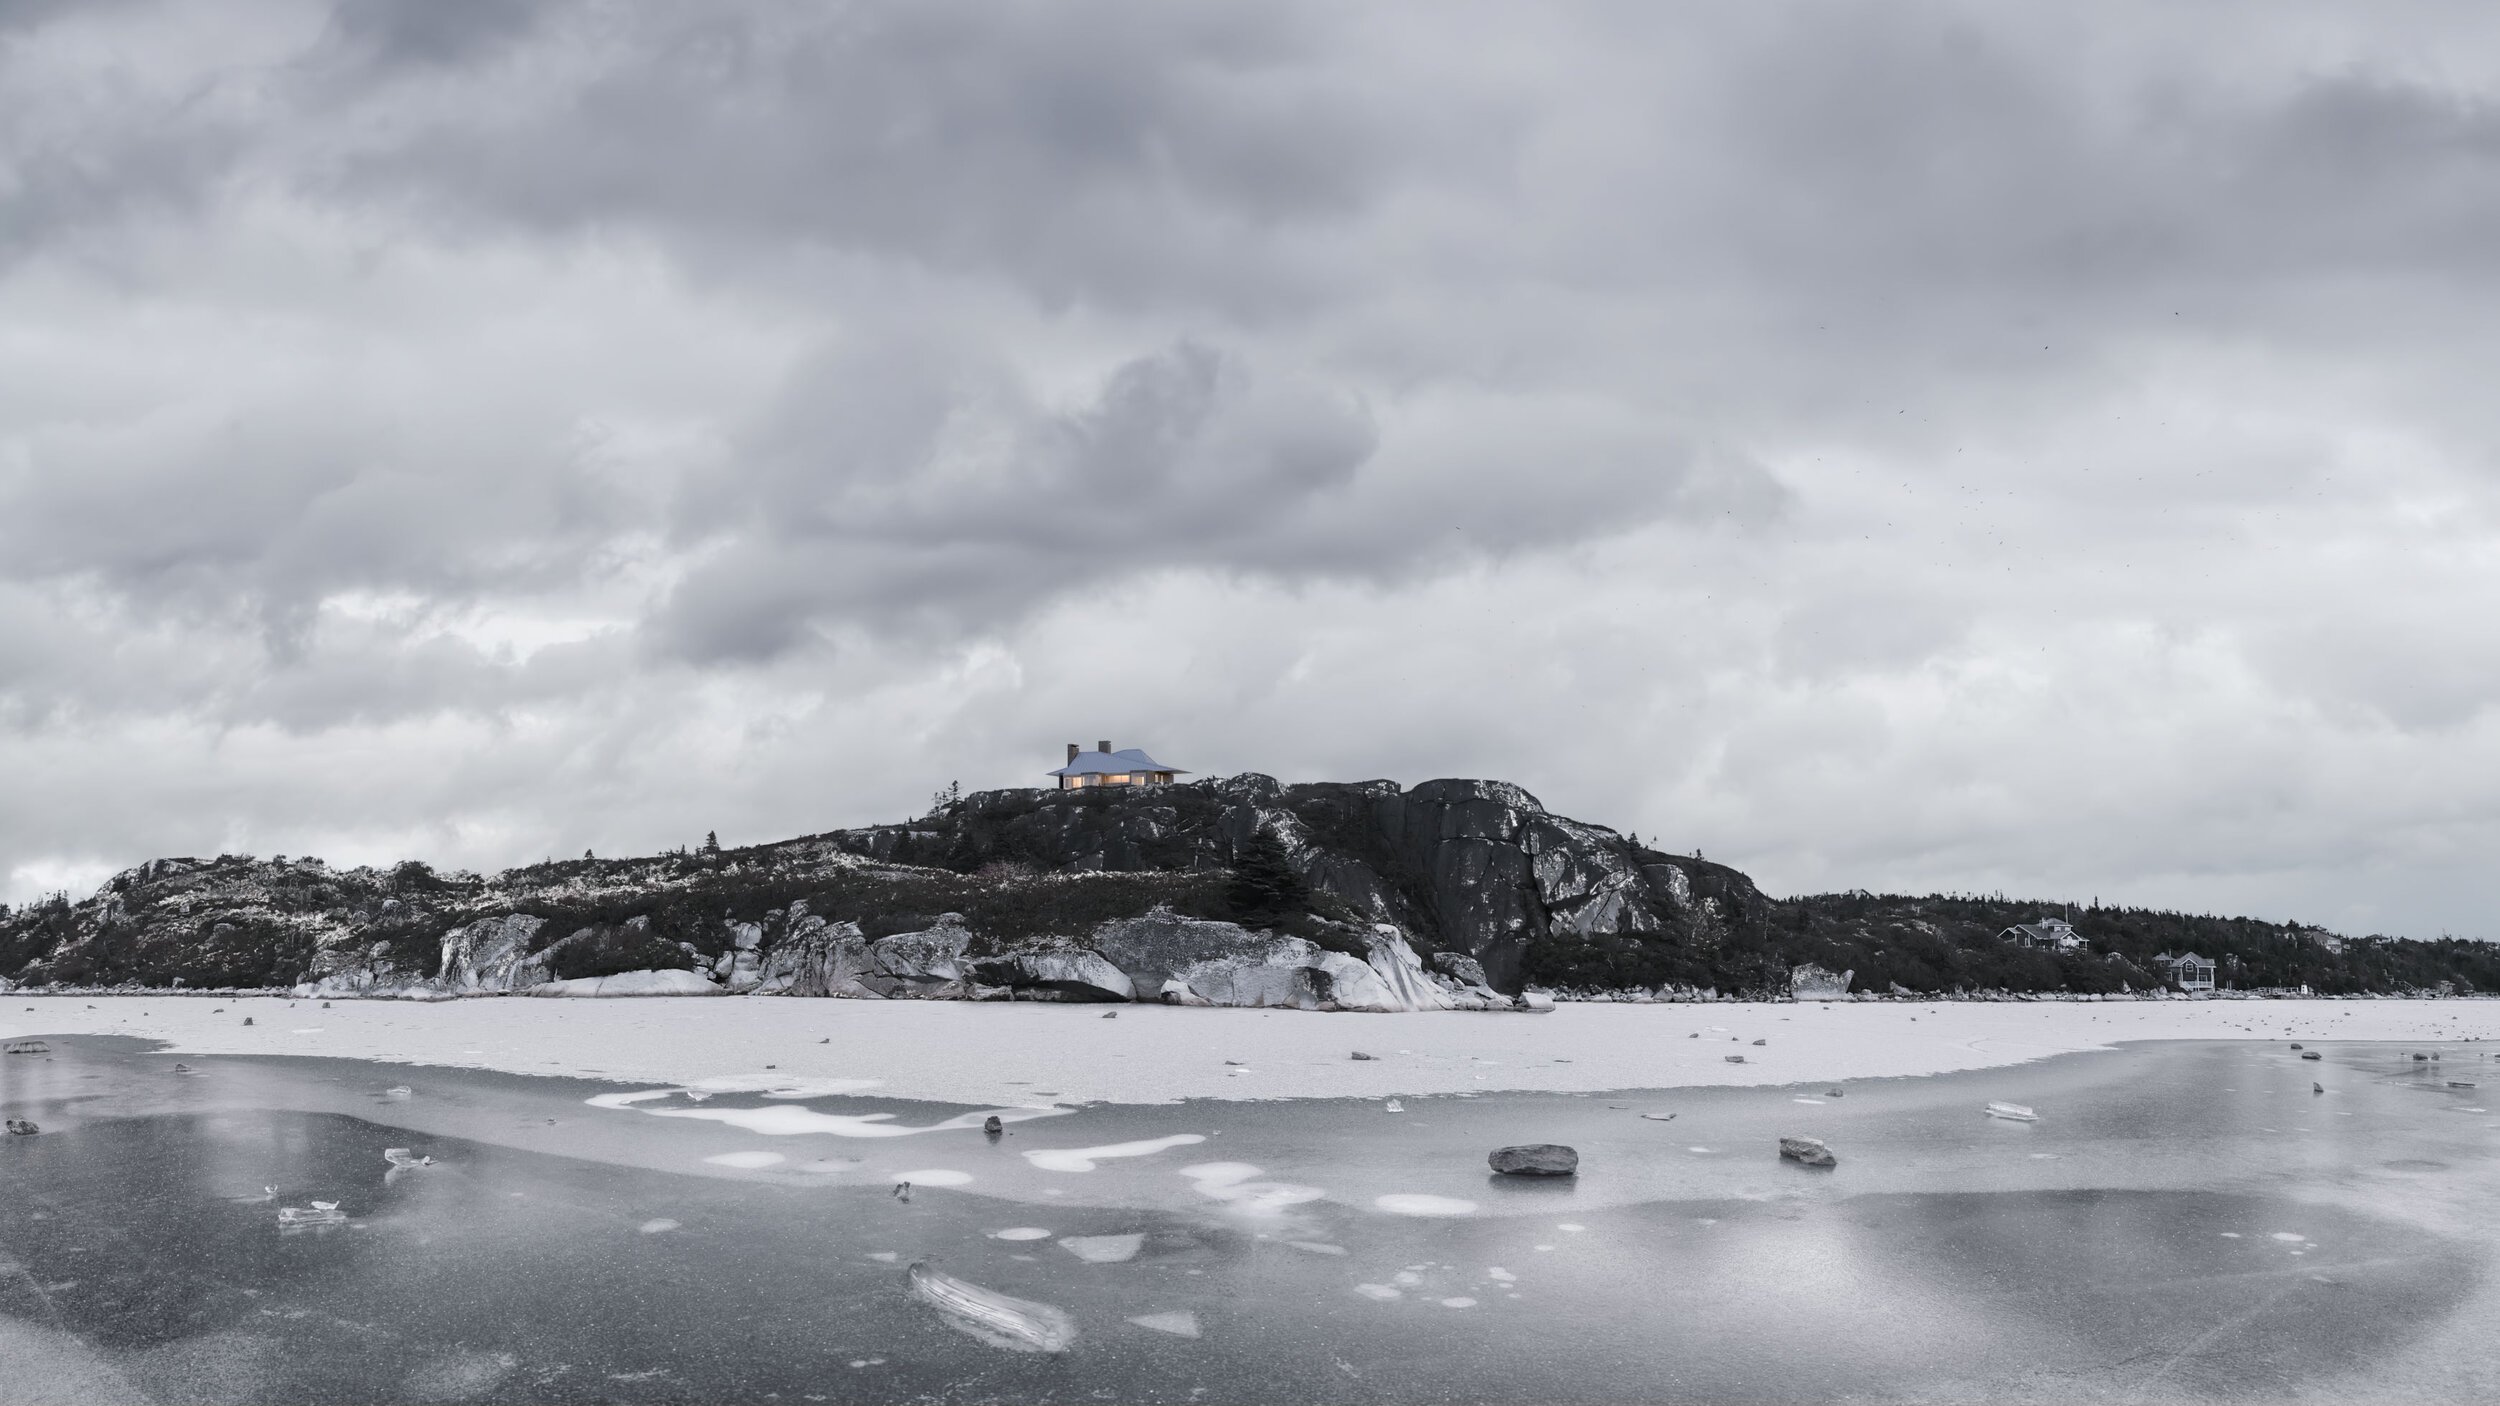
[1098, 739, 1113, 755]
[1067, 742, 1080, 763]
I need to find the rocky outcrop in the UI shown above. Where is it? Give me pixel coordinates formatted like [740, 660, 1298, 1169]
[0, 773, 1759, 1003]
[440, 915, 550, 993]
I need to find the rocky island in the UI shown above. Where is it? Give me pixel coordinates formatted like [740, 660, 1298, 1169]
[3, 776, 2493, 1004]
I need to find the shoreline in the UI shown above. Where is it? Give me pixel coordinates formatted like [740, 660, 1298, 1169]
[10, 995, 2499, 1107]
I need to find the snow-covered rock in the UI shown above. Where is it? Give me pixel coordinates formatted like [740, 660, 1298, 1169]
[439, 915, 550, 993]
[966, 950, 1135, 1002]
[523, 968, 723, 998]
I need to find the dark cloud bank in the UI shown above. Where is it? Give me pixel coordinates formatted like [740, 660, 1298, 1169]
[3, 1, 2497, 940]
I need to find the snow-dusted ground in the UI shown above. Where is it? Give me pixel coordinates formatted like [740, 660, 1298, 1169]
[5, 995, 2496, 1105]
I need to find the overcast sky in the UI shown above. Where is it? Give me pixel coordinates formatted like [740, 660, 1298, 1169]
[5, 0, 2497, 937]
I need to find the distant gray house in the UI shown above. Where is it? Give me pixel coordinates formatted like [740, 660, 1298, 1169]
[2152, 952, 2218, 992]
[1999, 917, 2084, 952]
[1049, 741, 1188, 790]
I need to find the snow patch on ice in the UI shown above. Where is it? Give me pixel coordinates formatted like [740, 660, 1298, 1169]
[1059, 1233, 1145, 1263]
[703, 1151, 785, 1169]
[989, 1227, 1052, 1241]
[1128, 1310, 1201, 1337]
[1375, 1194, 1477, 1217]
[1179, 1162, 1325, 1214]
[638, 1219, 680, 1234]
[890, 1168, 973, 1187]
[1023, 1134, 1206, 1173]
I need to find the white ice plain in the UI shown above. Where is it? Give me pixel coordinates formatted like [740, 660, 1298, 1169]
[8, 997, 2499, 1106]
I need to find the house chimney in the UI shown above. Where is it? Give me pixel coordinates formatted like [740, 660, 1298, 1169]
[1067, 742, 1080, 763]
[1098, 739, 1112, 755]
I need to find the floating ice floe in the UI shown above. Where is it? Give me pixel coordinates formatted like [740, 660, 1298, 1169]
[1374, 1194, 1478, 1217]
[906, 1262, 1076, 1354]
[1023, 1134, 1207, 1173]
[1984, 1101, 2038, 1122]
[278, 1203, 346, 1227]
[382, 1148, 433, 1170]
[382, 1086, 413, 1099]
[1127, 1310, 1201, 1338]
[1059, 1233, 1145, 1263]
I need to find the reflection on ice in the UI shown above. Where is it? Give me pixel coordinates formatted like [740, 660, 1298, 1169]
[906, 1262, 1077, 1354]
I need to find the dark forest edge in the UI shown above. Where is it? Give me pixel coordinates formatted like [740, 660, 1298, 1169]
[1, 775, 2491, 1000]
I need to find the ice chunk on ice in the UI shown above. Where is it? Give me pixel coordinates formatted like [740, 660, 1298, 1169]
[906, 1262, 1076, 1354]
[639, 1219, 680, 1234]
[1384, 1099, 1404, 1113]
[1352, 1283, 1402, 1300]
[1439, 1297, 1478, 1308]
[1984, 1102, 2038, 1122]
[383, 1148, 432, 1170]
[1288, 1241, 1347, 1256]
[1127, 1310, 1201, 1337]
[988, 1227, 1052, 1241]
[1059, 1233, 1145, 1263]
[278, 1205, 346, 1226]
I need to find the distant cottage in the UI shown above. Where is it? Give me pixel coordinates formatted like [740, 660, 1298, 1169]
[2152, 952, 2218, 992]
[1049, 740, 1188, 790]
[1998, 917, 2084, 952]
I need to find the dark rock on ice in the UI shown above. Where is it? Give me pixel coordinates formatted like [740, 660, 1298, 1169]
[5, 1118, 37, 1135]
[1488, 1144, 1579, 1176]
[1778, 1135, 1837, 1168]
[1351, 1051, 1377, 1061]
[983, 1116, 1004, 1138]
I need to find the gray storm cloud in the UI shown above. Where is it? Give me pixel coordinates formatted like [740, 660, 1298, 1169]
[2, 0, 2497, 940]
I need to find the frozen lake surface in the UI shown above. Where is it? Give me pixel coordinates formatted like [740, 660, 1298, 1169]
[5, 1035, 2499, 1403]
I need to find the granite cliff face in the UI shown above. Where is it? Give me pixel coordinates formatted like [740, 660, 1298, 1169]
[837, 775, 1767, 992]
[0, 776, 1754, 1003]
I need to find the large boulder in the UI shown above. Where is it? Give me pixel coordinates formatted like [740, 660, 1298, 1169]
[966, 950, 1135, 1002]
[1488, 1144, 1579, 1176]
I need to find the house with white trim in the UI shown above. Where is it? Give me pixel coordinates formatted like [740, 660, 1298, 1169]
[2152, 952, 2218, 992]
[1999, 917, 2084, 952]
[1049, 740, 1188, 790]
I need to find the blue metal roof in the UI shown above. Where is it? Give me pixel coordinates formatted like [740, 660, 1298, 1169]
[1048, 747, 1188, 778]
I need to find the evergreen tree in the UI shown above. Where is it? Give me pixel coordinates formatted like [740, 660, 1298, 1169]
[702, 831, 721, 857]
[1225, 826, 1310, 928]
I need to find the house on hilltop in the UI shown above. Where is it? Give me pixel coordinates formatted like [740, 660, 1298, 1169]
[1049, 740, 1188, 790]
[1999, 917, 2084, 952]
